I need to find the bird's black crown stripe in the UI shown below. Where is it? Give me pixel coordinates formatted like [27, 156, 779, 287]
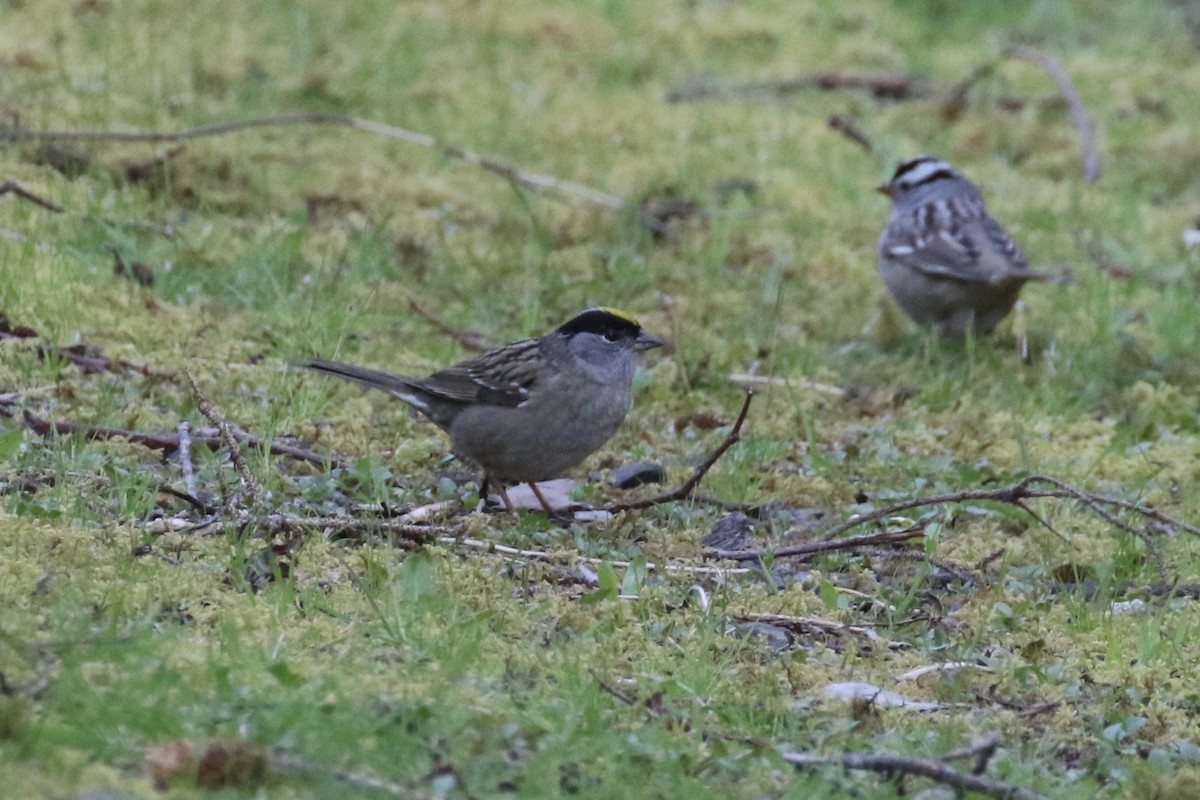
[891, 155, 940, 182]
[556, 307, 643, 340]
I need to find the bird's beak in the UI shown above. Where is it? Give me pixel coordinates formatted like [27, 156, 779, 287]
[635, 332, 664, 351]
[876, 183, 894, 197]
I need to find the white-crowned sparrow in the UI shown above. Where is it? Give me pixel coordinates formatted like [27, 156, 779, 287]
[299, 307, 662, 514]
[877, 155, 1059, 336]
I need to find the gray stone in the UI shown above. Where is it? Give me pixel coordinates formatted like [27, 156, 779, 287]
[608, 462, 666, 489]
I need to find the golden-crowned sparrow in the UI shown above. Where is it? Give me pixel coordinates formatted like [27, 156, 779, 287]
[299, 307, 662, 513]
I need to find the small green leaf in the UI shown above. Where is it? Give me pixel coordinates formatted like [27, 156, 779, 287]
[818, 580, 840, 611]
[620, 555, 647, 597]
[581, 562, 619, 604]
[267, 661, 304, 686]
[12, 497, 61, 519]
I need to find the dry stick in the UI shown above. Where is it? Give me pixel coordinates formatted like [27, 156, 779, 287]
[1006, 46, 1100, 182]
[822, 475, 1198, 540]
[941, 734, 1003, 774]
[709, 474, 1195, 567]
[606, 391, 753, 513]
[406, 296, 494, 352]
[0, 179, 65, 213]
[1001, 475, 1168, 573]
[1028, 474, 1200, 537]
[18, 411, 345, 469]
[263, 514, 458, 543]
[779, 746, 1051, 800]
[665, 72, 938, 103]
[708, 528, 924, 563]
[827, 115, 880, 160]
[186, 371, 264, 506]
[974, 547, 1007, 572]
[158, 485, 216, 515]
[737, 611, 907, 650]
[2, 112, 626, 212]
[975, 687, 1063, 719]
[1034, 478, 1167, 569]
[36, 345, 143, 375]
[0, 320, 148, 374]
[591, 670, 639, 708]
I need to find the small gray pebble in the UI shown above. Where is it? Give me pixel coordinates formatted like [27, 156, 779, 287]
[608, 462, 666, 489]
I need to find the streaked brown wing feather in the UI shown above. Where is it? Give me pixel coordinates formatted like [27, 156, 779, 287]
[887, 215, 1036, 285]
[414, 338, 542, 407]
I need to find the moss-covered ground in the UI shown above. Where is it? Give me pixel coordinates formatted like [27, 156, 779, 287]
[3, 2, 1200, 797]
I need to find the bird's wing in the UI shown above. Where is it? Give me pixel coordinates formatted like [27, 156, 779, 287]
[884, 216, 1042, 285]
[416, 338, 542, 407]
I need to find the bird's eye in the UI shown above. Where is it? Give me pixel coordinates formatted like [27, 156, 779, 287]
[603, 330, 620, 342]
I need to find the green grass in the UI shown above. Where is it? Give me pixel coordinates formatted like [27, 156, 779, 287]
[4, 0, 1200, 797]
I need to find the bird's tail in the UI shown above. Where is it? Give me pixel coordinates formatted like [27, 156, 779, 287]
[297, 358, 429, 412]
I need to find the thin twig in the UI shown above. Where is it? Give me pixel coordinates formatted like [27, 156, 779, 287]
[1006, 46, 1099, 181]
[263, 514, 457, 542]
[974, 547, 1007, 572]
[591, 670, 638, 707]
[158, 484, 217, 515]
[779, 745, 1051, 800]
[821, 475, 1199, 541]
[0, 316, 148, 375]
[606, 391, 753, 513]
[827, 115, 881, 160]
[738, 612, 907, 650]
[406, 297, 493, 352]
[17, 411, 345, 469]
[665, 72, 938, 103]
[1013, 499, 1064, 541]
[708, 527, 924, 563]
[1013, 475, 1167, 573]
[187, 371, 264, 507]
[2, 112, 626, 211]
[976, 687, 1064, 719]
[710, 474, 1194, 569]
[1027, 474, 1200, 536]
[0, 179, 65, 212]
[938, 733, 1003, 773]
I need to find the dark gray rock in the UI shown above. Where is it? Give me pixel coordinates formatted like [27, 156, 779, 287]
[608, 462, 666, 489]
